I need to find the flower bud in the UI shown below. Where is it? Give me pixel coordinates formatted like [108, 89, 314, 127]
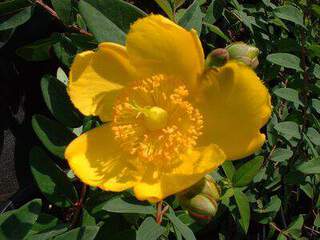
[205, 48, 229, 68]
[177, 175, 220, 222]
[226, 42, 259, 69]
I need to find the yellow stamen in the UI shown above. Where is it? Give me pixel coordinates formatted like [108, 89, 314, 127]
[112, 74, 203, 165]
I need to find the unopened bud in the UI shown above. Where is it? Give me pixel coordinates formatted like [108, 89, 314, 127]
[205, 48, 229, 68]
[177, 175, 220, 222]
[226, 42, 259, 69]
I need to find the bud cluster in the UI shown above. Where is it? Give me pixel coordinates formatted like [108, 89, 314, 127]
[205, 42, 260, 69]
[177, 175, 220, 222]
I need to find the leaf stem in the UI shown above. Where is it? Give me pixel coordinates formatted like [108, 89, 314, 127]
[70, 183, 87, 228]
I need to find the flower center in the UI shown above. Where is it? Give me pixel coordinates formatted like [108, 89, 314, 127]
[143, 106, 168, 131]
[112, 74, 203, 164]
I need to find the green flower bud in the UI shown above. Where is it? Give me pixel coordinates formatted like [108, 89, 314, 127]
[205, 48, 229, 68]
[226, 42, 260, 69]
[177, 175, 220, 222]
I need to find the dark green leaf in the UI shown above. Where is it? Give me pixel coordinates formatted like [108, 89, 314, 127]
[274, 5, 304, 27]
[137, 217, 166, 240]
[312, 98, 320, 114]
[233, 188, 250, 233]
[26, 225, 68, 240]
[16, 36, 59, 61]
[78, 0, 146, 44]
[51, 0, 72, 25]
[267, 53, 302, 71]
[41, 75, 82, 127]
[178, 0, 203, 34]
[0, 0, 31, 15]
[32, 114, 76, 158]
[296, 158, 320, 175]
[271, 148, 293, 162]
[103, 196, 155, 214]
[307, 127, 320, 146]
[273, 88, 303, 106]
[0, 6, 32, 30]
[204, 0, 224, 24]
[30, 213, 59, 234]
[0, 199, 42, 239]
[30, 147, 78, 207]
[204, 22, 230, 41]
[153, 0, 174, 20]
[274, 121, 301, 140]
[53, 35, 77, 67]
[222, 161, 236, 180]
[54, 226, 100, 240]
[232, 156, 264, 187]
[166, 208, 196, 240]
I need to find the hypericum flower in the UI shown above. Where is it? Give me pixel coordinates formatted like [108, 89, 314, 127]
[65, 15, 271, 203]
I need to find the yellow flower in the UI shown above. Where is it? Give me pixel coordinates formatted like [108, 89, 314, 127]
[65, 15, 271, 203]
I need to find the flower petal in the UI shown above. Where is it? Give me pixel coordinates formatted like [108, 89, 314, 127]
[68, 42, 137, 121]
[65, 124, 140, 191]
[133, 144, 225, 203]
[198, 61, 272, 160]
[126, 14, 204, 88]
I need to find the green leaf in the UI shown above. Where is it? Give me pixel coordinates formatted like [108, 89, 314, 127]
[311, 4, 320, 18]
[54, 226, 100, 240]
[266, 53, 302, 71]
[271, 148, 293, 162]
[307, 44, 320, 58]
[16, 36, 59, 61]
[274, 121, 301, 140]
[32, 114, 76, 158]
[103, 196, 155, 214]
[0, 199, 42, 239]
[30, 213, 59, 234]
[296, 158, 320, 175]
[178, 0, 203, 34]
[203, 22, 230, 41]
[30, 147, 78, 207]
[53, 35, 77, 67]
[81, 208, 96, 226]
[232, 156, 264, 187]
[78, 0, 146, 44]
[285, 215, 304, 239]
[233, 188, 250, 233]
[0, 0, 31, 15]
[204, 0, 224, 24]
[307, 127, 320, 146]
[0, 28, 15, 48]
[137, 217, 166, 240]
[56, 67, 68, 85]
[51, 0, 72, 25]
[274, 5, 304, 27]
[0, 6, 32, 31]
[41, 75, 82, 127]
[166, 208, 196, 240]
[153, 0, 174, 20]
[312, 98, 320, 114]
[26, 225, 68, 240]
[314, 214, 320, 228]
[222, 161, 236, 180]
[273, 88, 303, 106]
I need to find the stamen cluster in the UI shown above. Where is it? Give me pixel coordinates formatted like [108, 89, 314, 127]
[112, 74, 203, 165]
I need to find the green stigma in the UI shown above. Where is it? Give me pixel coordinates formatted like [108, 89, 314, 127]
[143, 106, 168, 131]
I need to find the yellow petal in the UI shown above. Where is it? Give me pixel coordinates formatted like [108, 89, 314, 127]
[198, 61, 272, 160]
[126, 14, 204, 88]
[68, 42, 137, 122]
[65, 124, 140, 191]
[133, 144, 225, 203]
